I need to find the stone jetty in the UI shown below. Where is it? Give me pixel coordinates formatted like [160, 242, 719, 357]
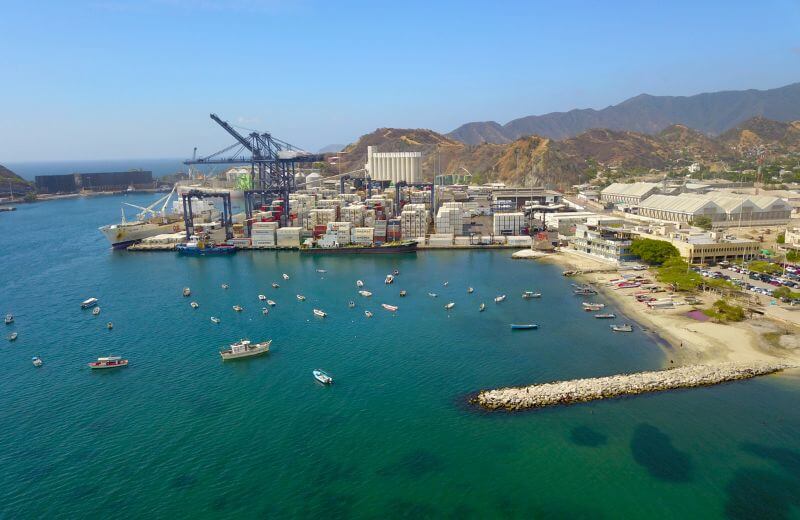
[472, 362, 794, 411]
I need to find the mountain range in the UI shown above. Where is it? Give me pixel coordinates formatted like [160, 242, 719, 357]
[447, 82, 800, 145]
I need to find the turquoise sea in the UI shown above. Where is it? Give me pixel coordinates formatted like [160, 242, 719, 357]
[1, 194, 800, 519]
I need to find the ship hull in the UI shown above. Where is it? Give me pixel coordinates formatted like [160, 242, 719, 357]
[300, 242, 418, 255]
[99, 221, 182, 248]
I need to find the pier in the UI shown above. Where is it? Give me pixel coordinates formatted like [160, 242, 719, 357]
[471, 362, 794, 411]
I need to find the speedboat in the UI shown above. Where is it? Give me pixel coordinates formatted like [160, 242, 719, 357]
[611, 324, 633, 332]
[385, 274, 394, 284]
[81, 297, 98, 309]
[92, 307, 101, 316]
[182, 287, 191, 297]
[282, 273, 290, 280]
[8, 332, 18, 341]
[220, 339, 271, 360]
[106, 322, 113, 330]
[428, 292, 437, 298]
[467, 287, 474, 294]
[4, 313, 13, 324]
[88, 356, 128, 369]
[364, 310, 373, 318]
[296, 294, 306, 301]
[313, 369, 333, 384]
[313, 309, 327, 318]
[510, 324, 538, 330]
[262, 307, 269, 316]
[399, 290, 407, 297]
[267, 300, 276, 306]
[356, 280, 364, 288]
[190, 301, 199, 309]
[272, 283, 280, 289]
[221, 284, 230, 289]
[258, 294, 267, 301]
[445, 302, 455, 310]
[210, 317, 221, 324]
[479, 303, 486, 312]
[522, 291, 541, 299]
[232, 305, 243, 312]
[381, 303, 398, 312]
[494, 294, 506, 303]
[348, 301, 356, 308]
[594, 313, 616, 319]
[358, 290, 372, 297]
[32, 356, 42, 367]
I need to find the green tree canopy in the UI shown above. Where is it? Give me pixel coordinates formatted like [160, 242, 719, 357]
[630, 238, 680, 265]
[690, 215, 713, 231]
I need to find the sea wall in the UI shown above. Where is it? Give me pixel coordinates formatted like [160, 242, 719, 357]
[472, 362, 793, 411]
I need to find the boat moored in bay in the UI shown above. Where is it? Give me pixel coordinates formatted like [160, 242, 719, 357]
[611, 324, 633, 332]
[88, 356, 128, 369]
[81, 298, 98, 309]
[313, 369, 333, 384]
[510, 324, 538, 330]
[220, 339, 271, 360]
[381, 303, 398, 312]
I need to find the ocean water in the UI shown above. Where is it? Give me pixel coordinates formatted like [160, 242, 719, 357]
[1, 195, 800, 519]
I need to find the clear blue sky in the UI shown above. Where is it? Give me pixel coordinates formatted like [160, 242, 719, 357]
[1, 0, 799, 161]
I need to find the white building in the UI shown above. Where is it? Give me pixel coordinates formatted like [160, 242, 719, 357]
[493, 212, 526, 235]
[365, 146, 421, 184]
[636, 193, 792, 227]
[600, 182, 661, 205]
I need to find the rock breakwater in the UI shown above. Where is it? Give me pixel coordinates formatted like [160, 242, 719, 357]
[472, 362, 794, 411]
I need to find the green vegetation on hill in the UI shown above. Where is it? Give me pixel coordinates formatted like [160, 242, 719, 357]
[0, 164, 32, 195]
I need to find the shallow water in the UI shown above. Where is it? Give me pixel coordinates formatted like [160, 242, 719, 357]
[1, 195, 799, 519]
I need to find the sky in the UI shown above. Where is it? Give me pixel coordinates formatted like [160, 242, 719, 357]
[1, 0, 799, 162]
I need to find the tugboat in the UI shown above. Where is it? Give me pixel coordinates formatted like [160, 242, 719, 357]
[219, 339, 271, 360]
[4, 313, 13, 325]
[313, 369, 333, 385]
[176, 235, 236, 256]
[88, 356, 128, 369]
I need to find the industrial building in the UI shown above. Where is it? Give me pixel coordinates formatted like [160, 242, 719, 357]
[365, 146, 421, 184]
[636, 193, 791, 227]
[600, 182, 661, 205]
[636, 225, 760, 264]
[491, 187, 563, 212]
[35, 171, 154, 194]
[570, 223, 638, 263]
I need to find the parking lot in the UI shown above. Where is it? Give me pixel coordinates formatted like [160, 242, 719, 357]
[702, 263, 800, 302]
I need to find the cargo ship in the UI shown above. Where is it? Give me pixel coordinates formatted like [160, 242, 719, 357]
[300, 240, 418, 255]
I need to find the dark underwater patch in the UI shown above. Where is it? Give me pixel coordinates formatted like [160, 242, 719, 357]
[724, 468, 800, 520]
[741, 442, 800, 476]
[170, 473, 198, 490]
[630, 423, 693, 482]
[375, 449, 445, 478]
[383, 499, 438, 519]
[569, 425, 608, 447]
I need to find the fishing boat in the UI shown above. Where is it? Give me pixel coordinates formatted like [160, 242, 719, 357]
[573, 287, 597, 295]
[313, 369, 333, 385]
[348, 301, 355, 308]
[381, 303, 398, 312]
[182, 287, 191, 297]
[385, 274, 394, 284]
[32, 356, 42, 367]
[8, 332, 18, 341]
[494, 294, 507, 303]
[88, 356, 128, 369]
[92, 307, 101, 316]
[479, 303, 486, 312]
[356, 280, 364, 288]
[399, 290, 407, 297]
[611, 324, 633, 332]
[232, 305, 243, 312]
[313, 309, 327, 318]
[522, 291, 542, 299]
[594, 313, 616, 319]
[510, 324, 538, 330]
[219, 339, 271, 361]
[190, 301, 199, 309]
[221, 284, 230, 289]
[81, 298, 98, 309]
[262, 307, 269, 316]
[358, 290, 372, 297]
[282, 273, 290, 280]
[267, 300, 276, 306]
[210, 317, 221, 324]
[106, 322, 113, 330]
[444, 302, 455, 310]
[4, 313, 13, 324]
[467, 287, 474, 294]
[258, 294, 267, 301]
[428, 292, 437, 298]
[364, 310, 373, 318]
[296, 294, 306, 301]
[272, 283, 280, 289]
[582, 302, 605, 311]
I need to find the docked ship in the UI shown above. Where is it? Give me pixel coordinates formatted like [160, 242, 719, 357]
[220, 339, 271, 360]
[176, 235, 236, 256]
[300, 240, 418, 255]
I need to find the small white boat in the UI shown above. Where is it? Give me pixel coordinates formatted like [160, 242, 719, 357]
[220, 339, 271, 360]
[233, 305, 243, 312]
[8, 332, 18, 341]
[190, 301, 199, 309]
[262, 307, 269, 316]
[582, 302, 605, 311]
[313, 309, 327, 318]
[444, 302, 455, 310]
[4, 313, 13, 324]
[594, 313, 616, 319]
[210, 317, 221, 324]
[272, 283, 280, 289]
[428, 292, 437, 298]
[611, 324, 633, 332]
[267, 300, 276, 306]
[92, 307, 101, 316]
[399, 290, 407, 297]
[221, 284, 229, 290]
[258, 294, 267, 301]
[282, 273, 290, 280]
[316, 269, 327, 273]
[106, 322, 113, 330]
[522, 291, 542, 299]
[356, 280, 364, 288]
[348, 301, 355, 308]
[479, 303, 486, 312]
[443, 281, 449, 287]
[364, 310, 373, 318]
[81, 298, 98, 309]
[358, 290, 372, 297]
[494, 295, 507, 303]
[381, 303, 398, 312]
[32, 356, 42, 367]
[182, 288, 191, 297]
[296, 294, 306, 301]
[385, 274, 394, 284]
[313, 369, 333, 384]
[467, 287, 474, 294]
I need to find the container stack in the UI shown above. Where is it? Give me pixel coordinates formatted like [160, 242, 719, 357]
[276, 227, 302, 248]
[327, 222, 352, 246]
[435, 202, 464, 235]
[400, 204, 429, 239]
[338, 193, 361, 204]
[428, 233, 454, 247]
[340, 205, 365, 227]
[351, 227, 374, 246]
[309, 208, 337, 231]
[374, 219, 388, 242]
[363, 208, 377, 227]
[493, 212, 526, 235]
[386, 219, 402, 242]
[251, 221, 278, 248]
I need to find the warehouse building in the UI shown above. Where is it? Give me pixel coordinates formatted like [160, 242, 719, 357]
[600, 182, 661, 205]
[636, 193, 791, 227]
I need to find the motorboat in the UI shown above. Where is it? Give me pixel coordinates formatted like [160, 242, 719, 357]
[8, 332, 18, 341]
[92, 307, 101, 316]
[582, 302, 605, 311]
[32, 356, 42, 367]
[348, 301, 355, 308]
[221, 284, 230, 290]
[611, 324, 633, 332]
[358, 290, 372, 297]
[88, 356, 128, 369]
[313, 369, 333, 384]
[81, 298, 98, 309]
[385, 274, 394, 285]
[220, 339, 271, 360]
[444, 302, 455, 310]
[313, 309, 327, 318]
[267, 300, 276, 306]
[381, 303, 398, 312]
[106, 322, 113, 330]
[211, 317, 221, 324]
[594, 313, 616, 319]
[399, 290, 407, 297]
[258, 294, 267, 301]
[232, 305, 243, 312]
[428, 292, 437, 298]
[4, 313, 13, 325]
[316, 269, 327, 273]
[479, 303, 486, 312]
[190, 301, 199, 309]
[494, 295, 507, 303]
[296, 294, 306, 301]
[272, 283, 280, 289]
[510, 324, 538, 330]
[182, 288, 191, 297]
[262, 307, 269, 316]
[522, 291, 542, 299]
[573, 287, 597, 295]
[467, 287, 474, 294]
[282, 273, 290, 280]
[364, 310, 373, 318]
[443, 281, 449, 287]
[356, 280, 364, 288]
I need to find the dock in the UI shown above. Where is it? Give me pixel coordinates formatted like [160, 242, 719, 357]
[471, 362, 793, 411]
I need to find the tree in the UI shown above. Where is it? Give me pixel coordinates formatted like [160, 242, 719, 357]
[787, 250, 800, 263]
[776, 232, 786, 244]
[690, 215, 713, 231]
[704, 299, 746, 322]
[23, 191, 37, 202]
[630, 238, 680, 265]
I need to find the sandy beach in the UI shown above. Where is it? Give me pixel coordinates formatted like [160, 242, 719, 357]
[528, 249, 800, 368]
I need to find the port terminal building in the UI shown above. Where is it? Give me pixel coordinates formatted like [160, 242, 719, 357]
[35, 171, 154, 194]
